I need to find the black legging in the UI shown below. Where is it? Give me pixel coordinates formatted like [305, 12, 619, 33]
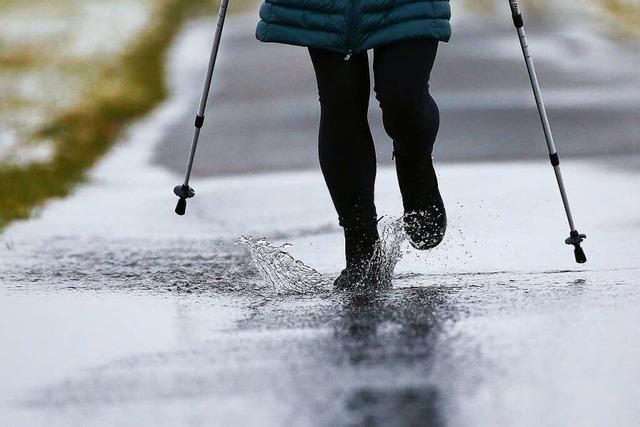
[309, 38, 440, 227]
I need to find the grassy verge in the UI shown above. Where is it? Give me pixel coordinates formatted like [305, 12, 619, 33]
[602, 0, 640, 36]
[0, 0, 250, 231]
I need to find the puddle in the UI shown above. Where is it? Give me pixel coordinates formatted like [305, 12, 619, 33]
[240, 218, 410, 295]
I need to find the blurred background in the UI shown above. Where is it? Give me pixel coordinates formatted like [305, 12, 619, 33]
[0, 0, 639, 229]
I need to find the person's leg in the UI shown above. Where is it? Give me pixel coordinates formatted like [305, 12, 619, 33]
[373, 38, 446, 249]
[308, 48, 377, 226]
[308, 48, 379, 278]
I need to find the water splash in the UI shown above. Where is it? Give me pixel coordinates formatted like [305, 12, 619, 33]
[239, 237, 331, 295]
[239, 218, 409, 295]
[357, 218, 408, 291]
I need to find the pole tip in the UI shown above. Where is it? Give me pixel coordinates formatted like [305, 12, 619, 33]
[175, 198, 187, 216]
[565, 230, 587, 264]
[574, 244, 587, 264]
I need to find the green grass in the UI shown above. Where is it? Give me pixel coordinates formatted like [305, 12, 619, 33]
[0, 0, 251, 231]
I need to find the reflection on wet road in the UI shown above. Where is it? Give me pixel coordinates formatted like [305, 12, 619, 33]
[3, 236, 639, 425]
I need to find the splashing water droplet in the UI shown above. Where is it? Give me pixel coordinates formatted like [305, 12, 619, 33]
[239, 218, 409, 295]
[239, 236, 331, 295]
[362, 218, 407, 289]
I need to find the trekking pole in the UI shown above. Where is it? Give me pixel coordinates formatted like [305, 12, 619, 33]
[173, 0, 231, 216]
[508, 0, 587, 263]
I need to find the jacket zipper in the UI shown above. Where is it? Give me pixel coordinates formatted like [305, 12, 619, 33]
[344, 0, 359, 60]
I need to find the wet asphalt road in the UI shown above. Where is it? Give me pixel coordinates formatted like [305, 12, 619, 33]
[2, 4, 640, 427]
[154, 9, 640, 176]
[3, 235, 640, 426]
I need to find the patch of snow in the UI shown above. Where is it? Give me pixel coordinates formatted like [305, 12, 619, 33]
[0, 0, 152, 59]
[0, 129, 18, 158]
[0, 0, 153, 168]
[4, 139, 55, 165]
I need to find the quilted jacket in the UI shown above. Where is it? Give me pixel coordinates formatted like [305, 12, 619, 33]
[255, 0, 451, 56]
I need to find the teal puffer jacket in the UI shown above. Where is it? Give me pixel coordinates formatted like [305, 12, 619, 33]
[255, 0, 451, 56]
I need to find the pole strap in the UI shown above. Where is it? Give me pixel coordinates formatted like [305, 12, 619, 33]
[549, 152, 560, 166]
[195, 115, 205, 128]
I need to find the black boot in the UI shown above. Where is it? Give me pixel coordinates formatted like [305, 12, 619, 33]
[334, 219, 381, 291]
[394, 148, 447, 250]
